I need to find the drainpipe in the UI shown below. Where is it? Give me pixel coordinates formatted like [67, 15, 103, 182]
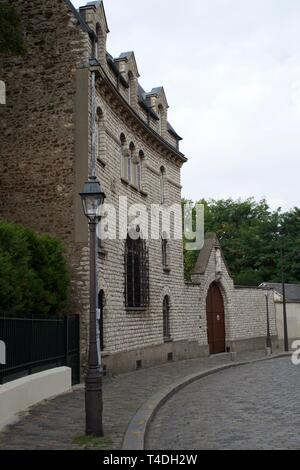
[90, 34, 102, 365]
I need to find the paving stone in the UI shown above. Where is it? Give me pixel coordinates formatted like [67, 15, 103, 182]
[146, 357, 300, 450]
[0, 351, 265, 450]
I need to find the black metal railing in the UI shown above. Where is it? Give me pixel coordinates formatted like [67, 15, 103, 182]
[0, 314, 80, 385]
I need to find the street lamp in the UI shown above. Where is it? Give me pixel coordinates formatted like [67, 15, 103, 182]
[264, 292, 272, 354]
[280, 248, 289, 352]
[80, 175, 106, 437]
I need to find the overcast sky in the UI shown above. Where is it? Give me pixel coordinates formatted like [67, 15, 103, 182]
[73, 0, 300, 211]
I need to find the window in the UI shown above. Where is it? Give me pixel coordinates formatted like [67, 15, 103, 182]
[158, 105, 164, 135]
[136, 151, 144, 191]
[163, 296, 171, 340]
[120, 133, 128, 179]
[96, 107, 105, 163]
[95, 23, 101, 59]
[128, 142, 135, 185]
[160, 166, 166, 204]
[162, 234, 169, 269]
[128, 72, 135, 106]
[125, 232, 149, 309]
[136, 161, 142, 190]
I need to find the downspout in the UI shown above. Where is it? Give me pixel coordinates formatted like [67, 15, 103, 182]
[90, 31, 102, 365]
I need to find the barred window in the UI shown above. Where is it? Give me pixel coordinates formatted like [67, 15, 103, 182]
[163, 295, 171, 339]
[125, 233, 149, 309]
[162, 237, 168, 268]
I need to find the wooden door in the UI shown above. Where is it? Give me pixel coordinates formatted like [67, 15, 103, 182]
[206, 283, 225, 355]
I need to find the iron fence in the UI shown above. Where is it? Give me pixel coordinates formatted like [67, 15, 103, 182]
[0, 314, 80, 385]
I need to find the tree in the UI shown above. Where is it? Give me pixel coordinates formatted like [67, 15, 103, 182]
[0, 2, 26, 56]
[0, 219, 70, 317]
[183, 197, 294, 286]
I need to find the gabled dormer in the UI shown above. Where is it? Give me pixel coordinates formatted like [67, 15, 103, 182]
[146, 87, 169, 138]
[79, 1, 109, 65]
[114, 52, 140, 110]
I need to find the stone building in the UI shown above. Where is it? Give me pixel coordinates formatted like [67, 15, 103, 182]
[0, 0, 279, 375]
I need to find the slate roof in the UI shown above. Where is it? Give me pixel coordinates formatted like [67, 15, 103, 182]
[261, 283, 300, 301]
[64, 1, 182, 143]
[192, 233, 220, 275]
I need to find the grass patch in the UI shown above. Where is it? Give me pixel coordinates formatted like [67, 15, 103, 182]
[73, 434, 113, 450]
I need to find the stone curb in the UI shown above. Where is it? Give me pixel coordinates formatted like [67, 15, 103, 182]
[122, 352, 291, 450]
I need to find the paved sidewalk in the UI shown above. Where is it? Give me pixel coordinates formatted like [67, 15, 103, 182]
[0, 351, 269, 450]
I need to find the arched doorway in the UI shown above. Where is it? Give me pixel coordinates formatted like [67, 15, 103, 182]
[206, 283, 225, 355]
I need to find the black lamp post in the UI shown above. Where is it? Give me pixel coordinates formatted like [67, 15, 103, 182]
[280, 248, 289, 352]
[80, 176, 106, 437]
[264, 292, 272, 353]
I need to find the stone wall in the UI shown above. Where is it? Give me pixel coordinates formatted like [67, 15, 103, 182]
[191, 238, 278, 354]
[0, 0, 92, 369]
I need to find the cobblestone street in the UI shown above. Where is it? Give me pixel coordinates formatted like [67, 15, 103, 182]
[146, 357, 300, 450]
[0, 352, 266, 450]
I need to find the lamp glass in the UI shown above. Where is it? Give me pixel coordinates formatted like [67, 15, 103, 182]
[82, 194, 104, 220]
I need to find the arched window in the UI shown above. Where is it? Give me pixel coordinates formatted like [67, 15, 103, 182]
[125, 231, 149, 309]
[160, 166, 166, 204]
[120, 133, 128, 179]
[128, 142, 135, 184]
[95, 22, 106, 64]
[136, 151, 144, 191]
[94, 23, 101, 59]
[162, 232, 169, 269]
[96, 107, 106, 163]
[163, 296, 171, 340]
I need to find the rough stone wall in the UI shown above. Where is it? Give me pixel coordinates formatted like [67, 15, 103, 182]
[0, 0, 91, 367]
[232, 287, 277, 340]
[95, 86, 190, 355]
[190, 246, 278, 351]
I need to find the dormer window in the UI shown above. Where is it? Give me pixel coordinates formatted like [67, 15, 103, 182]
[128, 72, 135, 106]
[158, 105, 164, 136]
[94, 21, 107, 64]
[95, 23, 101, 60]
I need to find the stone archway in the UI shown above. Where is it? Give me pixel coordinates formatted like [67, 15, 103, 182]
[206, 282, 225, 355]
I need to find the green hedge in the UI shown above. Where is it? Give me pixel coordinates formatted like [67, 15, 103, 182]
[0, 220, 70, 317]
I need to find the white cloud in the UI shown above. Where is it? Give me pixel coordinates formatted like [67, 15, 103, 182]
[72, 0, 300, 210]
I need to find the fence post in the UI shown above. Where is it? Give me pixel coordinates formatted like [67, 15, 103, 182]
[64, 315, 69, 367]
[28, 315, 33, 376]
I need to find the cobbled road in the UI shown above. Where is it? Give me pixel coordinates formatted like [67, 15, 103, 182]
[146, 357, 300, 450]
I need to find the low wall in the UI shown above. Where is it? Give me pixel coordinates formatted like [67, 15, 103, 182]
[0, 367, 72, 431]
[230, 287, 278, 342]
[102, 341, 208, 376]
[275, 302, 300, 341]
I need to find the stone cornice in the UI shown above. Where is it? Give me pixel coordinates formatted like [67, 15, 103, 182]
[90, 64, 187, 166]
